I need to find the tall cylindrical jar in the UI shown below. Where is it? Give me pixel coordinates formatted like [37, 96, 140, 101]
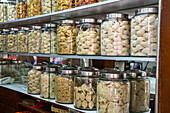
[28, 64, 43, 94]
[97, 71, 130, 113]
[57, 20, 77, 54]
[101, 13, 130, 56]
[41, 24, 57, 54]
[126, 70, 150, 113]
[2, 29, 9, 52]
[17, 0, 27, 19]
[7, 1, 17, 21]
[42, 0, 57, 14]
[74, 67, 100, 110]
[55, 67, 77, 103]
[3, 2, 7, 22]
[0, 30, 3, 51]
[27, 0, 41, 17]
[7, 28, 18, 52]
[77, 18, 100, 55]
[57, 0, 74, 11]
[131, 8, 158, 56]
[28, 26, 41, 53]
[17, 27, 29, 53]
[0, 3, 3, 22]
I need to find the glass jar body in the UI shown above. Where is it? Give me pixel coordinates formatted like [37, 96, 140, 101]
[57, 0, 75, 11]
[2, 31, 8, 52]
[27, 0, 41, 17]
[17, 0, 27, 19]
[75, 0, 104, 7]
[7, 31, 18, 52]
[17, 30, 28, 53]
[7, 2, 17, 21]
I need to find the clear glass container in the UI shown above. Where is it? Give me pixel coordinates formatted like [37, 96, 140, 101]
[7, 28, 18, 52]
[0, 2, 3, 22]
[77, 18, 101, 55]
[17, 27, 29, 53]
[101, 13, 130, 56]
[74, 67, 100, 110]
[42, 0, 57, 14]
[28, 64, 43, 94]
[27, 0, 41, 17]
[97, 70, 130, 113]
[75, 0, 104, 7]
[41, 24, 57, 54]
[3, 2, 7, 22]
[55, 67, 77, 103]
[57, 20, 77, 54]
[7, 1, 17, 21]
[0, 30, 3, 51]
[131, 8, 158, 56]
[2, 29, 9, 52]
[126, 70, 150, 113]
[17, 0, 27, 19]
[57, 0, 75, 11]
[28, 26, 41, 53]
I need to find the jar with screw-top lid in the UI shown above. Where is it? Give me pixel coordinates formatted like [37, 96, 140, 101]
[7, 28, 18, 52]
[126, 69, 150, 112]
[131, 8, 158, 56]
[2, 29, 9, 51]
[97, 70, 130, 113]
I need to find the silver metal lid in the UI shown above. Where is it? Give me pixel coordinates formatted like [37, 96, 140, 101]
[61, 20, 74, 24]
[33, 64, 42, 70]
[32, 26, 41, 30]
[106, 13, 128, 19]
[2, 29, 9, 32]
[79, 67, 100, 76]
[61, 66, 77, 75]
[10, 28, 19, 31]
[102, 70, 126, 79]
[135, 8, 158, 15]
[44, 23, 56, 28]
[21, 27, 29, 31]
[79, 18, 99, 24]
[126, 69, 147, 78]
[100, 68, 119, 73]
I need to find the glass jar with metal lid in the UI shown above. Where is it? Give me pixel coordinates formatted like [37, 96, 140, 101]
[57, 20, 77, 55]
[28, 26, 41, 53]
[126, 69, 150, 113]
[97, 70, 130, 113]
[28, 64, 43, 94]
[76, 18, 101, 55]
[41, 23, 57, 54]
[131, 8, 158, 56]
[101, 13, 130, 56]
[2, 29, 9, 51]
[7, 1, 17, 21]
[55, 66, 77, 103]
[74, 67, 100, 110]
[7, 28, 18, 52]
[17, 27, 29, 53]
[17, 0, 27, 19]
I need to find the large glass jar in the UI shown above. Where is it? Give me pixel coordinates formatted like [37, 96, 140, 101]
[41, 24, 57, 54]
[77, 18, 100, 55]
[0, 30, 3, 51]
[57, 20, 77, 54]
[3, 2, 7, 22]
[27, 0, 41, 17]
[2, 29, 9, 51]
[101, 13, 130, 56]
[7, 1, 17, 21]
[7, 28, 18, 52]
[17, 27, 29, 53]
[131, 8, 158, 56]
[57, 0, 74, 11]
[74, 67, 99, 110]
[17, 0, 27, 19]
[28, 26, 41, 53]
[28, 64, 43, 94]
[55, 67, 77, 103]
[126, 70, 150, 113]
[97, 71, 130, 113]
[75, 0, 103, 7]
[0, 3, 3, 22]
[42, 0, 57, 14]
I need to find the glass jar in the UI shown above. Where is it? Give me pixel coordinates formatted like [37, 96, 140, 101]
[17, 27, 29, 53]
[77, 18, 100, 55]
[27, 0, 41, 17]
[28, 64, 43, 94]
[131, 8, 158, 56]
[75, 0, 103, 7]
[0, 30, 3, 51]
[101, 13, 130, 56]
[41, 24, 57, 54]
[55, 67, 77, 103]
[7, 28, 18, 52]
[42, 0, 57, 14]
[28, 26, 41, 53]
[97, 71, 130, 113]
[74, 67, 100, 110]
[57, 20, 77, 54]
[2, 29, 9, 52]
[126, 70, 150, 112]
[3, 2, 7, 22]
[0, 3, 3, 22]
[57, 0, 74, 11]
[7, 1, 17, 21]
[17, 0, 27, 19]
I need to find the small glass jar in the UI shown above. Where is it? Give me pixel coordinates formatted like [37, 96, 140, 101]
[7, 28, 18, 52]
[27, 0, 41, 17]
[28, 64, 43, 94]
[42, 0, 57, 14]
[57, 20, 77, 54]
[17, 27, 29, 53]
[101, 13, 130, 56]
[74, 67, 100, 110]
[77, 18, 101, 55]
[57, 0, 74, 11]
[7, 1, 17, 21]
[97, 71, 130, 113]
[55, 67, 77, 103]
[17, 0, 27, 19]
[0, 30, 3, 51]
[131, 8, 158, 56]
[126, 70, 150, 113]
[75, 0, 103, 7]
[41, 24, 57, 54]
[28, 26, 41, 53]
[2, 29, 9, 52]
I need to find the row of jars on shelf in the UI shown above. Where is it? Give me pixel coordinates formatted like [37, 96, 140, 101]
[0, 7, 158, 56]
[27, 64, 150, 113]
[0, 0, 104, 22]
